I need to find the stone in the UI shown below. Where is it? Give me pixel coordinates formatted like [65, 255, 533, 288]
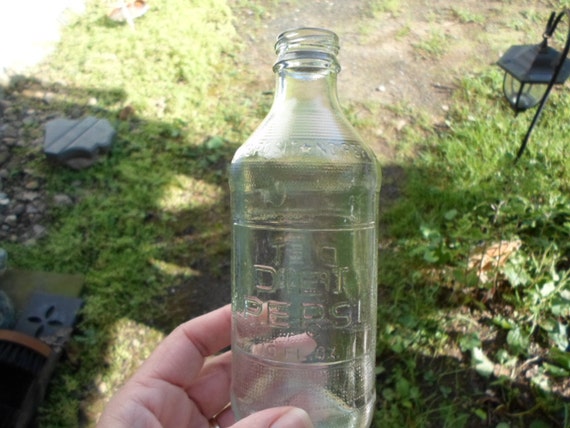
[0, 124, 18, 139]
[0, 151, 9, 165]
[26, 204, 40, 214]
[4, 214, 17, 226]
[53, 194, 73, 207]
[44, 116, 116, 169]
[22, 116, 36, 126]
[44, 92, 57, 104]
[25, 180, 40, 190]
[0, 193, 9, 213]
[0, 99, 10, 114]
[32, 224, 47, 238]
[19, 191, 40, 202]
[12, 204, 25, 215]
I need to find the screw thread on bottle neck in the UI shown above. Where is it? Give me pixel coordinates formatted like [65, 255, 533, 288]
[273, 27, 341, 74]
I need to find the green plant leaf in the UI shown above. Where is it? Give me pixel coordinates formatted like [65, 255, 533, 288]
[423, 249, 439, 263]
[420, 224, 440, 240]
[502, 258, 530, 287]
[205, 136, 225, 150]
[543, 362, 570, 377]
[507, 327, 530, 356]
[539, 281, 556, 297]
[492, 316, 514, 330]
[529, 420, 552, 428]
[459, 333, 481, 352]
[549, 347, 570, 370]
[382, 387, 396, 401]
[495, 349, 516, 365]
[471, 347, 494, 378]
[551, 294, 570, 317]
[444, 209, 458, 221]
[548, 321, 569, 351]
[473, 408, 487, 421]
[530, 371, 551, 392]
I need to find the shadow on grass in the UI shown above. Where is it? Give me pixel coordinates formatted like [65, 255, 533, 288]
[378, 349, 568, 428]
[1, 76, 235, 424]
[1, 77, 568, 428]
[376, 157, 570, 427]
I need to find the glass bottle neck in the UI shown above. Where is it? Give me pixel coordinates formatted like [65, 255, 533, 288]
[273, 64, 341, 109]
[271, 28, 342, 110]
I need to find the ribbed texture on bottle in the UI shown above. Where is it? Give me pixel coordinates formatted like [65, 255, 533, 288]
[262, 108, 351, 142]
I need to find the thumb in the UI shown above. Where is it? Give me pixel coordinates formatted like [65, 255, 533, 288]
[230, 407, 314, 428]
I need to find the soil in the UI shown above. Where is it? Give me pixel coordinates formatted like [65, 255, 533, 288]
[231, 0, 530, 160]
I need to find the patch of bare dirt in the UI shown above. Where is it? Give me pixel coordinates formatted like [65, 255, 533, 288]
[230, 0, 537, 159]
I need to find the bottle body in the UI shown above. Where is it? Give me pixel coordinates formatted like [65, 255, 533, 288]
[230, 28, 380, 428]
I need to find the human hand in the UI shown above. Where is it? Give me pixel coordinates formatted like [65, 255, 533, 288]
[97, 304, 313, 428]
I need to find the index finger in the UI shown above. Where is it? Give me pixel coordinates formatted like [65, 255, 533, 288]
[135, 304, 232, 388]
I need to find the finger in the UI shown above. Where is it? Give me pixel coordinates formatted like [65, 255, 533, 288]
[135, 305, 231, 388]
[186, 351, 232, 418]
[229, 407, 314, 428]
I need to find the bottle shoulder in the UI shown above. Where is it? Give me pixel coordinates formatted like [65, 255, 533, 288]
[232, 137, 377, 165]
[232, 109, 377, 165]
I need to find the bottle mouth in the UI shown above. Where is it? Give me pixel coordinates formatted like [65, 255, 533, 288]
[274, 27, 340, 72]
[275, 28, 339, 56]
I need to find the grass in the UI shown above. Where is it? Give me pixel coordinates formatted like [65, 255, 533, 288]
[375, 69, 570, 426]
[370, 0, 402, 16]
[450, 7, 485, 25]
[3, 0, 252, 424]
[1, 0, 569, 427]
[413, 28, 449, 59]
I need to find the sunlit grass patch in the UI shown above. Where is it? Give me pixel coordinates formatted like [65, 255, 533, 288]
[159, 175, 224, 212]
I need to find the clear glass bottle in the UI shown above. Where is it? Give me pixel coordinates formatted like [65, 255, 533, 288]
[230, 28, 381, 428]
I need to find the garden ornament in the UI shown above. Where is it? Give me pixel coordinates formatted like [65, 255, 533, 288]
[497, 9, 570, 162]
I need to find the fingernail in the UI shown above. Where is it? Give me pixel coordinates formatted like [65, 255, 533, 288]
[271, 408, 314, 428]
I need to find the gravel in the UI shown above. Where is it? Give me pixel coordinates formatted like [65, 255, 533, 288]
[0, 88, 78, 246]
[0, 1, 88, 248]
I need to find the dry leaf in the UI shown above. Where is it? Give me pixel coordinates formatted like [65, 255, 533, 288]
[108, 1, 149, 22]
[119, 105, 135, 120]
[468, 239, 522, 283]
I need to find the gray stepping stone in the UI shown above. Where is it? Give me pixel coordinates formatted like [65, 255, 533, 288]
[44, 117, 115, 169]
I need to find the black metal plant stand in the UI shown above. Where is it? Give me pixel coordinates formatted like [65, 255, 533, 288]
[497, 10, 570, 162]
